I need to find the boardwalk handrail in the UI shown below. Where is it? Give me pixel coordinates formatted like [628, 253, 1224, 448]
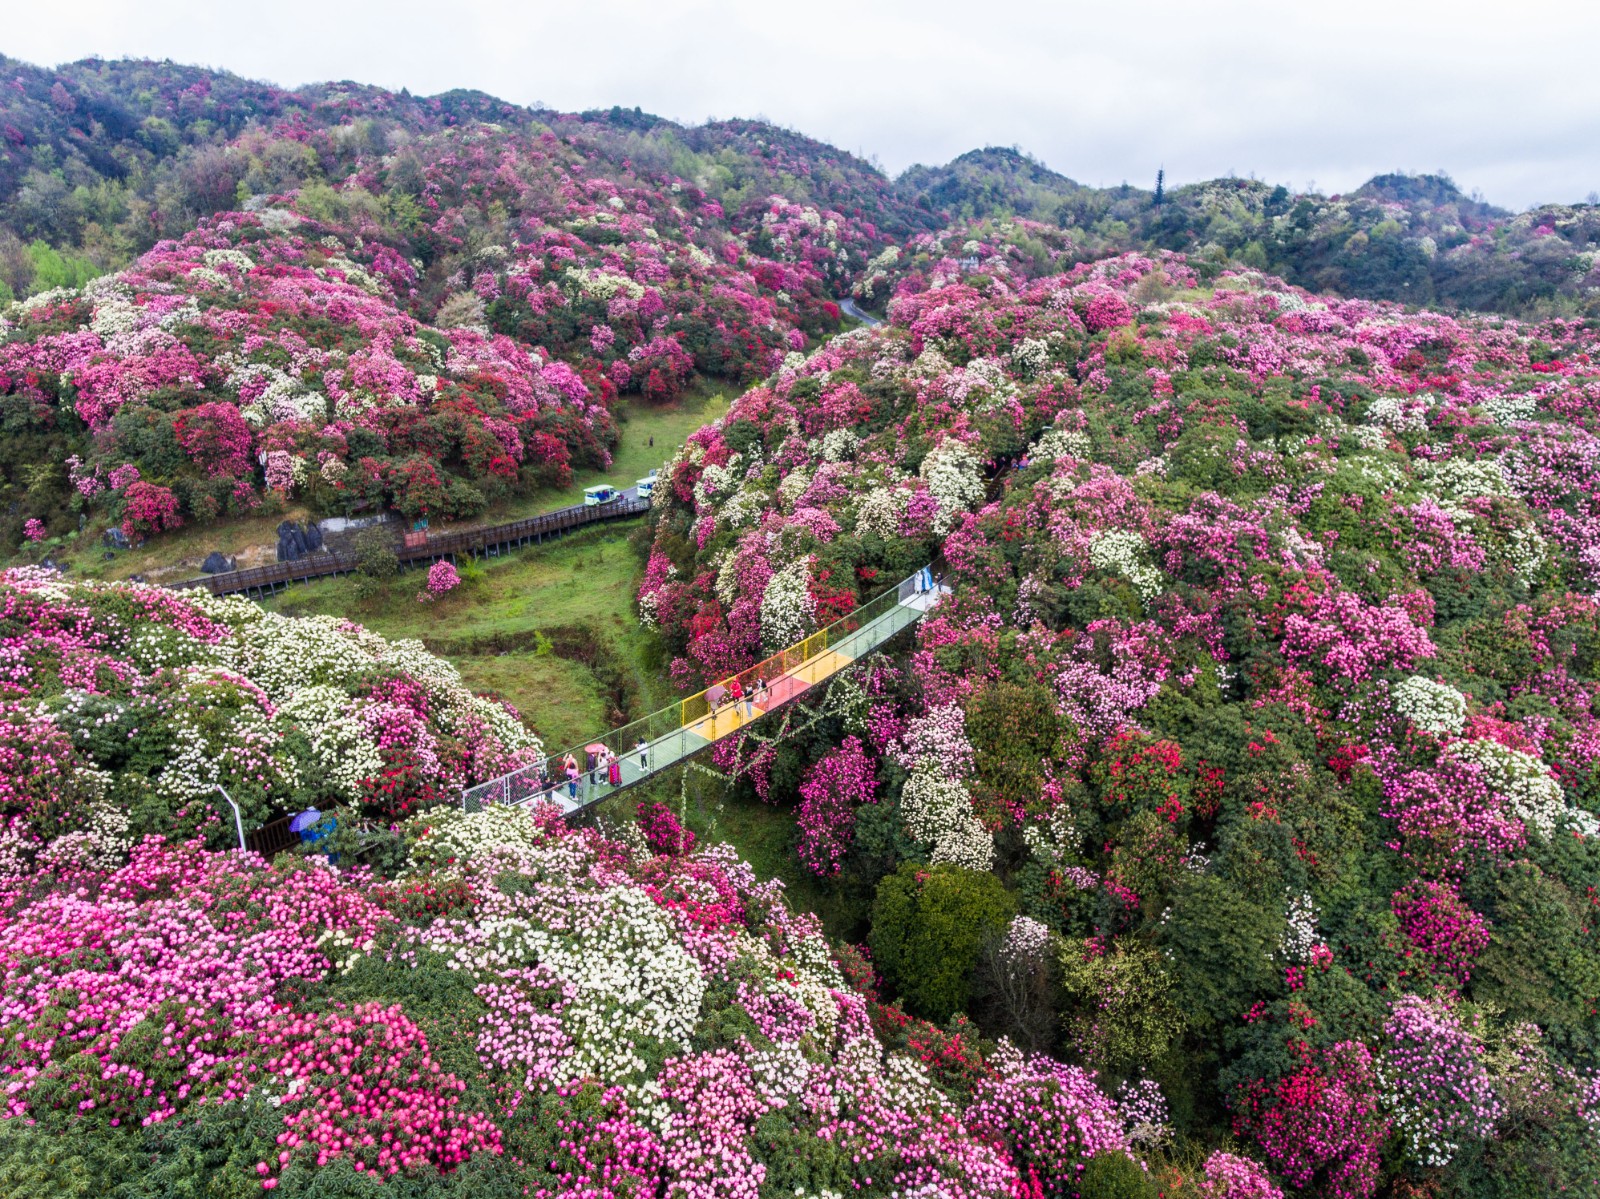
[164, 494, 648, 598]
[460, 565, 944, 817]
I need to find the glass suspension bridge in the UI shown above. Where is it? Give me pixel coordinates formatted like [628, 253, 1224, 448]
[460, 566, 946, 817]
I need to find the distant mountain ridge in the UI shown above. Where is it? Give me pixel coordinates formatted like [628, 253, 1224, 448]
[0, 55, 1597, 318]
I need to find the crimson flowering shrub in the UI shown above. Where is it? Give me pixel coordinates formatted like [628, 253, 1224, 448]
[118, 479, 182, 540]
[1237, 1042, 1388, 1199]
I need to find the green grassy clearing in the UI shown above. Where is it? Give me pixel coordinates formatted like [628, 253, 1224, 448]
[263, 525, 670, 753]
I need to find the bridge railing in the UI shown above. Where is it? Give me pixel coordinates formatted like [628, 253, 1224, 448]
[460, 565, 938, 813]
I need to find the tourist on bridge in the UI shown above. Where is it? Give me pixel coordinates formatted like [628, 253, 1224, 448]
[730, 676, 750, 718]
[753, 676, 769, 711]
[636, 737, 649, 770]
[563, 754, 580, 800]
[707, 681, 728, 724]
[608, 749, 622, 787]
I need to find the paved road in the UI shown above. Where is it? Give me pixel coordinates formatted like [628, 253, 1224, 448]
[839, 297, 883, 328]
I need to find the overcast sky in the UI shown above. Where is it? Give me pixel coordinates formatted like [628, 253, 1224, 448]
[7, 0, 1598, 210]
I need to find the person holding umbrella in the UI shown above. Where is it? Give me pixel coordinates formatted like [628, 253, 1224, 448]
[706, 681, 728, 729]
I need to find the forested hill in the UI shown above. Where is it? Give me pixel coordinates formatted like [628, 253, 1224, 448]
[895, 150, 1600, 317]
[1, 55, 1597, 319]
[0, 54, 931, 297]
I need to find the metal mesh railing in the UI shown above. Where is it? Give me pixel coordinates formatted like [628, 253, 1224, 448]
[460, 564, 941, 814]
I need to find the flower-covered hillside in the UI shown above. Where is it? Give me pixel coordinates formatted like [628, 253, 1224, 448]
[0, 107, 917, 548]
[0, 209, 617, 543]
[640, 253, 1600, 1193]
[0, 567, 542, 861]
[389, 125, 876, 394]
[0, 800, 1189, 1197]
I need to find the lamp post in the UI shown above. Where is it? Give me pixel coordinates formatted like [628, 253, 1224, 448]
[217, 784, 246, 852]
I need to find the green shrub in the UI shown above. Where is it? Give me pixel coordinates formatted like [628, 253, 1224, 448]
[1079, 1151, 1160, 1199]
[355, 527, 400, 579]
[869, 861, 1016, 1022]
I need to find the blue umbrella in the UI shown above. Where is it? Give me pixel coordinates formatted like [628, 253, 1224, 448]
[289, 808, 322, 834]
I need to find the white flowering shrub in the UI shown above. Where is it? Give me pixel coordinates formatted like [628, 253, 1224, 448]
[1451, 738, 1565, 838]
[1392, 676, 1469, 736]
[1281, 891, 1320, 962]
[760, 557, 817, 650]
[1000, 915, 1053, 973]
[1422, 456, 1511, 500]
[1365, 395, 1432, 434]
[1481, 394, 1537, 425]
[277, 685, 383, 800]
[819, 428, 860, 462]
[1088, 530, 1165, 605]
[1031, 426, 1093, 463]
[902, 769, 994, 871]
[1505, 525, 1547, 576]
[853, 486, 905, 539]
[407, 805, 555, 865]
[919, 441, 986, 535]
[1010, 337, 1051, 376]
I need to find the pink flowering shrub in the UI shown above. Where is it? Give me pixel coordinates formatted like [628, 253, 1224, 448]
[258, 1004, 502, 1181]
[1198, 1151, 1285, 1199]
[794, 735, 876, 876]
[637, 800, 696, 856]
[1391, 879, 1491, 985]
[1379, 995, 1501, 1167]
[425, 559, 461, 596]
[965, 1042, 1134, 1189]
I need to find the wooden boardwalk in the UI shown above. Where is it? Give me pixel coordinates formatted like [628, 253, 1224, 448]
[164, 493, 650, 599]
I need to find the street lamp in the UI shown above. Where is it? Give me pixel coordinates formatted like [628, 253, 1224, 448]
[216, 784, 246, 852]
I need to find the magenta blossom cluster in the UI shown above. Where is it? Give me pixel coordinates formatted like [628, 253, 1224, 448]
[795, 736, 877, 876]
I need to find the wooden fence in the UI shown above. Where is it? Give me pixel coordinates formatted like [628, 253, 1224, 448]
[165, 495, 649, 599]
